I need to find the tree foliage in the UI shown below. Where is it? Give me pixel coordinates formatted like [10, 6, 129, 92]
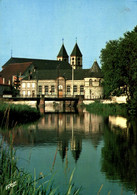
[100, 26, 137, 114]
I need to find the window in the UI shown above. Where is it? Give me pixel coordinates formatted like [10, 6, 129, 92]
[27, 83, 30, 88]
[67, 85, 70, 93]
[51, 85, 55, 93]
[73, 85, 77, 93]
[39, 85, 42, 94]
[27, 91, 31, 96]
[58, 85, 63, 90]
[22, 91, 25, 96]
[80, 85, 84, 94]
[78, 61, 80, 65]
[89, 79, 92, 86]
[45, 86, 48, 95]
[32, 90, 35, 97]
[22, 83, 25, 88]
[32, 83, 35, 88]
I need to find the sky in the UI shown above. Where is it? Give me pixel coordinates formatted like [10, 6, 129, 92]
[0, 0, 137, 70]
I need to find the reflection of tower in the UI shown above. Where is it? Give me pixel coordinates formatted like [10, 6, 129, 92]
[57, 114, 68, 161]
[58, 140, 68, 161]
[70, 115, 82, 162]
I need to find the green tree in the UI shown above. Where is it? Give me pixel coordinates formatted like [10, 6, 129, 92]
[100, 26, 137, 114]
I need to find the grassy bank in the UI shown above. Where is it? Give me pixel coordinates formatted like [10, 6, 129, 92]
[0, 102, 41, 128]
[84, 102, 128, 117]
[0, 141, 80, 195]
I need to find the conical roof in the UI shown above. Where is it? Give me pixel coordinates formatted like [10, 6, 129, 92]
[57, 44, 68, 58]
[70, 43, 82, 57]
[89, 60, 101, 73]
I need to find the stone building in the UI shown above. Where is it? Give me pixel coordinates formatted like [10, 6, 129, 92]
[1, 43, 103, 99]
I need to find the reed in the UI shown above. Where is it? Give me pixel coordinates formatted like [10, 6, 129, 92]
[0, 140, 80, 195]
[0, 102, 41, 128]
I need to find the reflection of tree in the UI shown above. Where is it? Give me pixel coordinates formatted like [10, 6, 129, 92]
[101, 120, 136, 191]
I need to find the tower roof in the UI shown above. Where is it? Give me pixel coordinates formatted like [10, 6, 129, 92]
[70, 43, 82, 57]
[89, 60, 101, 73]
[57, 44, 68, 58]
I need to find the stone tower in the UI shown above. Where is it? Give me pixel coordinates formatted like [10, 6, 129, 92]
[57, 43, 69, 63]
[70, 43, 82, 69]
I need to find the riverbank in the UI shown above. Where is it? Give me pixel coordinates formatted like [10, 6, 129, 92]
[84, 102, 128, 117]
[0, 102, 41, 128]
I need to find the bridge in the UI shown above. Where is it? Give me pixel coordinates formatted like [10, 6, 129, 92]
[2, 96, 81, 114]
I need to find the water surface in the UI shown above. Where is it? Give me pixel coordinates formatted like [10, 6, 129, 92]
[1, 112, 136, 194]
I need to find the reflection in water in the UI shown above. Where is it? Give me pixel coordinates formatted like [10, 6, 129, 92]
[0, 113, 136, 194]
[101, 118, 136, 192]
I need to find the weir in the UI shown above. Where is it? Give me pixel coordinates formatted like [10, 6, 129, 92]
[3, 96, 81, 114]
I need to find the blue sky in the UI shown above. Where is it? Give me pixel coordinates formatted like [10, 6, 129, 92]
[0, 0, 137, 70]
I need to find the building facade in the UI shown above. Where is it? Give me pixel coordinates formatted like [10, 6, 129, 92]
[1, 43, 103, 99]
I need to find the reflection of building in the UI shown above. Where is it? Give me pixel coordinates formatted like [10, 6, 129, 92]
[0, 112, 104, 162]
[109, 116, 127, 129]
[71, 137, 82, 162]
[1, 43, 103, 99]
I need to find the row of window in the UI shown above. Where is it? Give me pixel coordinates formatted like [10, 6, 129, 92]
[38, 85, 84, 94]
[22, 83, 35, 88]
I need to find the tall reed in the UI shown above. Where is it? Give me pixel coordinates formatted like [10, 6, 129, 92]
[0, 139, 80, 195]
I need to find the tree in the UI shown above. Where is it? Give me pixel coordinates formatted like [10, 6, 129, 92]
[100, 26, 137, 114]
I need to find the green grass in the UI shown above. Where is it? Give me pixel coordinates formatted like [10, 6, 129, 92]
[0, 102, 41, 128]
[84, 102, 128, 117]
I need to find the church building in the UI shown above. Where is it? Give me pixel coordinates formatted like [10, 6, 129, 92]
[1, 42, 103, 99]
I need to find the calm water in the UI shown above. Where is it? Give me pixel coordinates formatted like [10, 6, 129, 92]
[1, 111, 136, 194]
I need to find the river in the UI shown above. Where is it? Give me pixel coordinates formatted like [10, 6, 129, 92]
[0, 110, 136, 194]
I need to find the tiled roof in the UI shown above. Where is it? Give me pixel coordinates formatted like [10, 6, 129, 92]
[2, 57, 72, 70]
[71, 43, 82, 57]
[24, 68, 103, 81]
[89, 60, 101, 73]
[57, 44, 68, 58]
[0, 62, 32, 84]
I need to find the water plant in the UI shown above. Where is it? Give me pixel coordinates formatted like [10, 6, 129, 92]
[0, 138, 81, 195]
[0, 102, 41, 128]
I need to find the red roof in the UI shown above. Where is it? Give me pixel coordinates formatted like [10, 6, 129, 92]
[0, 62, 32, 85]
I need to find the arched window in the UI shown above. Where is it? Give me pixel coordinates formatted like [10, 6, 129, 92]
[89, 79, 92, 86]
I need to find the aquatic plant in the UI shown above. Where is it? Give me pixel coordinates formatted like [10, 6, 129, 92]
[0, 102, 41, 128]
[0, 139, 81, 195]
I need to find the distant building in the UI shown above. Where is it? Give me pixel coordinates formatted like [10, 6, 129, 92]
[1, 43, 103, 99]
